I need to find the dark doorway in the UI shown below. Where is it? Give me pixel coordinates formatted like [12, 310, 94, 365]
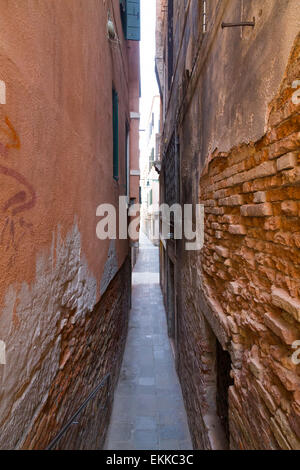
[216, 340, 233, 446]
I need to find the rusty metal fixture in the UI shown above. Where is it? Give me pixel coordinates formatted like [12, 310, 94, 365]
[222, 17, 255, 29]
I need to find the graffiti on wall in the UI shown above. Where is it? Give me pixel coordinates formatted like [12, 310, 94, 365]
[0, 83, 36, 257]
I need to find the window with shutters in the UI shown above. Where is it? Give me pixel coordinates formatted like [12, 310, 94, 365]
[112, 89, 119, 181]
[119, 0, 141, 41]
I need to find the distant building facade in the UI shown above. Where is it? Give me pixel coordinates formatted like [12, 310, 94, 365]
[156, 0, 300, 450]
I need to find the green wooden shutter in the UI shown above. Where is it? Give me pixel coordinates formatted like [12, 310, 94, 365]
[112, 89, 119, 181]
[126, 0, 140, 41]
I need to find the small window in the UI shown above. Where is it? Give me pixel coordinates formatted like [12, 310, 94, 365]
[112, 89, 119, 181]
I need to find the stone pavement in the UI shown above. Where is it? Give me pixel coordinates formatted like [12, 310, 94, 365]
[105, 232, 193, 450]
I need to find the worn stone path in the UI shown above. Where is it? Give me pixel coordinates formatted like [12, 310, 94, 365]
[105, 232, 193, 450]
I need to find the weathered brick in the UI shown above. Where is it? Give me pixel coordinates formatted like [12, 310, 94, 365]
[203, 199, 217, 207]
[254, 191, 267, 203]
[281, 200, 298, 216]
[215, 246, 229, 258]
[247, 161, 277, 180]
[227, 315, 239, 334]
[213, 161, 246, 182]
[264, 311, 298, 345]
[270, 418, 292, 450]
[228, 145, 255, 167]
[269, 132, 300, 159]
[274, 409, 300, 450]
[264, 217, 281, 231]
[215, 161, 277, 190]
[288, 409, 300, 440]
[219, 194, 243, 206]
[221, 214, 240, 224]
[205, 207, 225, 215]
[213, 188, 230, 199]
[241, 203, 273, 217]
[243, 175, 282, 193]
[277, 152, 297, 171]
[248, 356, 264, 380]
[281, 167, 300, 186]
[230, 341, 244, 369]
[228, 225, 247, 235]
[255, 380, 277, 413]
[271, 287, 300, 322]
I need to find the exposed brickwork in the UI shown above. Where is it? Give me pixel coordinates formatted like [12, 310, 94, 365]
[198, 35, 300, 450]
[21, 256, 131, 450]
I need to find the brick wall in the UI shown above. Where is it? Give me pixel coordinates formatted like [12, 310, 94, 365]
[198, 33, 300, 450]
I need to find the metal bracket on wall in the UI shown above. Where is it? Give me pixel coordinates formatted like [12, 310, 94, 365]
[222, 17, 255, 29]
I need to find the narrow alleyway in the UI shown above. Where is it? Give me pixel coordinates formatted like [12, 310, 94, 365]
[105, 232, 192, 450]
